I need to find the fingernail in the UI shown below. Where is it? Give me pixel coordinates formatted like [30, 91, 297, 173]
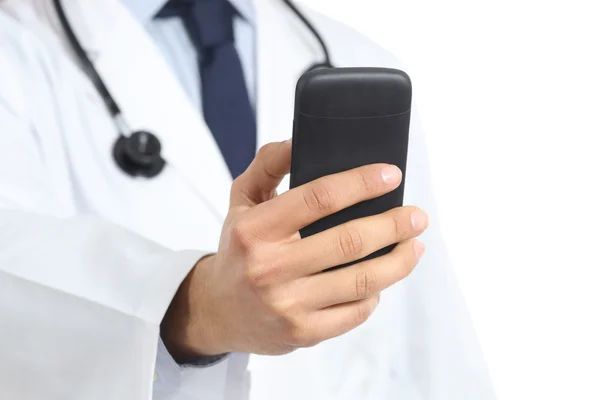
[410, 211, 429, 231]
[413, 240, 425, 260]
[381, 165, 402, 184]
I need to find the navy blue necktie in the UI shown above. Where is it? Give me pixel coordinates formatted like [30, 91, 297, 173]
[157, 0, 256, 179]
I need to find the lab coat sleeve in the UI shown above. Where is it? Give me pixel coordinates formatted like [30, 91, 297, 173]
[0, 82, 248, 400]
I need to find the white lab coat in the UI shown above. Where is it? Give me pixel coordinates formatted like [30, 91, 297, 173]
[0, 0, 495, 399]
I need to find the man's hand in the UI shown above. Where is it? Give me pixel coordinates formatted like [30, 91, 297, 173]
[162, 140, 428, 360]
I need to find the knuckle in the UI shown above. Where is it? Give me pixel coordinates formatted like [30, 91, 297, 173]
[229, 217, 256, 250]
[392, 209, 409, 240]
[244, 252, 284, 289]
[243, 257, 264, 287]
[354, 269, 377, 299]
[286, 320, 319, 348]
[337, 228, 364, 258]
[245, 261, 273, 289]
[355, 170, 372, 193]
[303, 184, 335, 213]
[267, 296, 298, 318]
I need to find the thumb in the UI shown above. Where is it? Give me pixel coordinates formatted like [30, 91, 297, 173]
[230, 140, 292, 208]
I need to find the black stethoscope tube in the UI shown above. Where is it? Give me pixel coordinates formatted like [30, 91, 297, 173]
[53, 0, 333, 178]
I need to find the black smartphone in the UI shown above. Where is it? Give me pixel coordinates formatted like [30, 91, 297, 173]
[289, 67, 412, 269]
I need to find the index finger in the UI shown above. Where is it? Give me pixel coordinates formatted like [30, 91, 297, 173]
[250, 163, 402, 239]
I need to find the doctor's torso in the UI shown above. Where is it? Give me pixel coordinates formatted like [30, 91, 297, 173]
[0, 1, 432, 399]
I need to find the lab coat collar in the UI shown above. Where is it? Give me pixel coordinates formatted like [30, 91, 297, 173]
[120, 0, 256, 25]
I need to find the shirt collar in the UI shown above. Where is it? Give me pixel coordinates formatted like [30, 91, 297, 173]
[121, 0, 255, 25]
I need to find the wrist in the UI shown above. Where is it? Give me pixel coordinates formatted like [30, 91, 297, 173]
[161, 254, 230, 362]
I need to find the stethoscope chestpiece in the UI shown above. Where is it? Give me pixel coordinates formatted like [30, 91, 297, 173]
[112, 131, 166, 178]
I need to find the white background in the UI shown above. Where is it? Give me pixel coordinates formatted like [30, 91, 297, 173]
[298, 0, 600, 399]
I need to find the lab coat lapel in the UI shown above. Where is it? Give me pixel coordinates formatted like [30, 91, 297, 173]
[68, 0, 233, 219]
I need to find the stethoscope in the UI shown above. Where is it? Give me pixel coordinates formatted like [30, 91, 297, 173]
[52, 0, 334, 179]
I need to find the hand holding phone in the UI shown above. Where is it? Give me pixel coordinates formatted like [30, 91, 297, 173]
[290, 67, 413, 268]
[177, 142, 427, 356]
[161, 68, 424, 357]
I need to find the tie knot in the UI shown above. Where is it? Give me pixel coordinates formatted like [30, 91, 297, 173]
[156, 0, 235, 49]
